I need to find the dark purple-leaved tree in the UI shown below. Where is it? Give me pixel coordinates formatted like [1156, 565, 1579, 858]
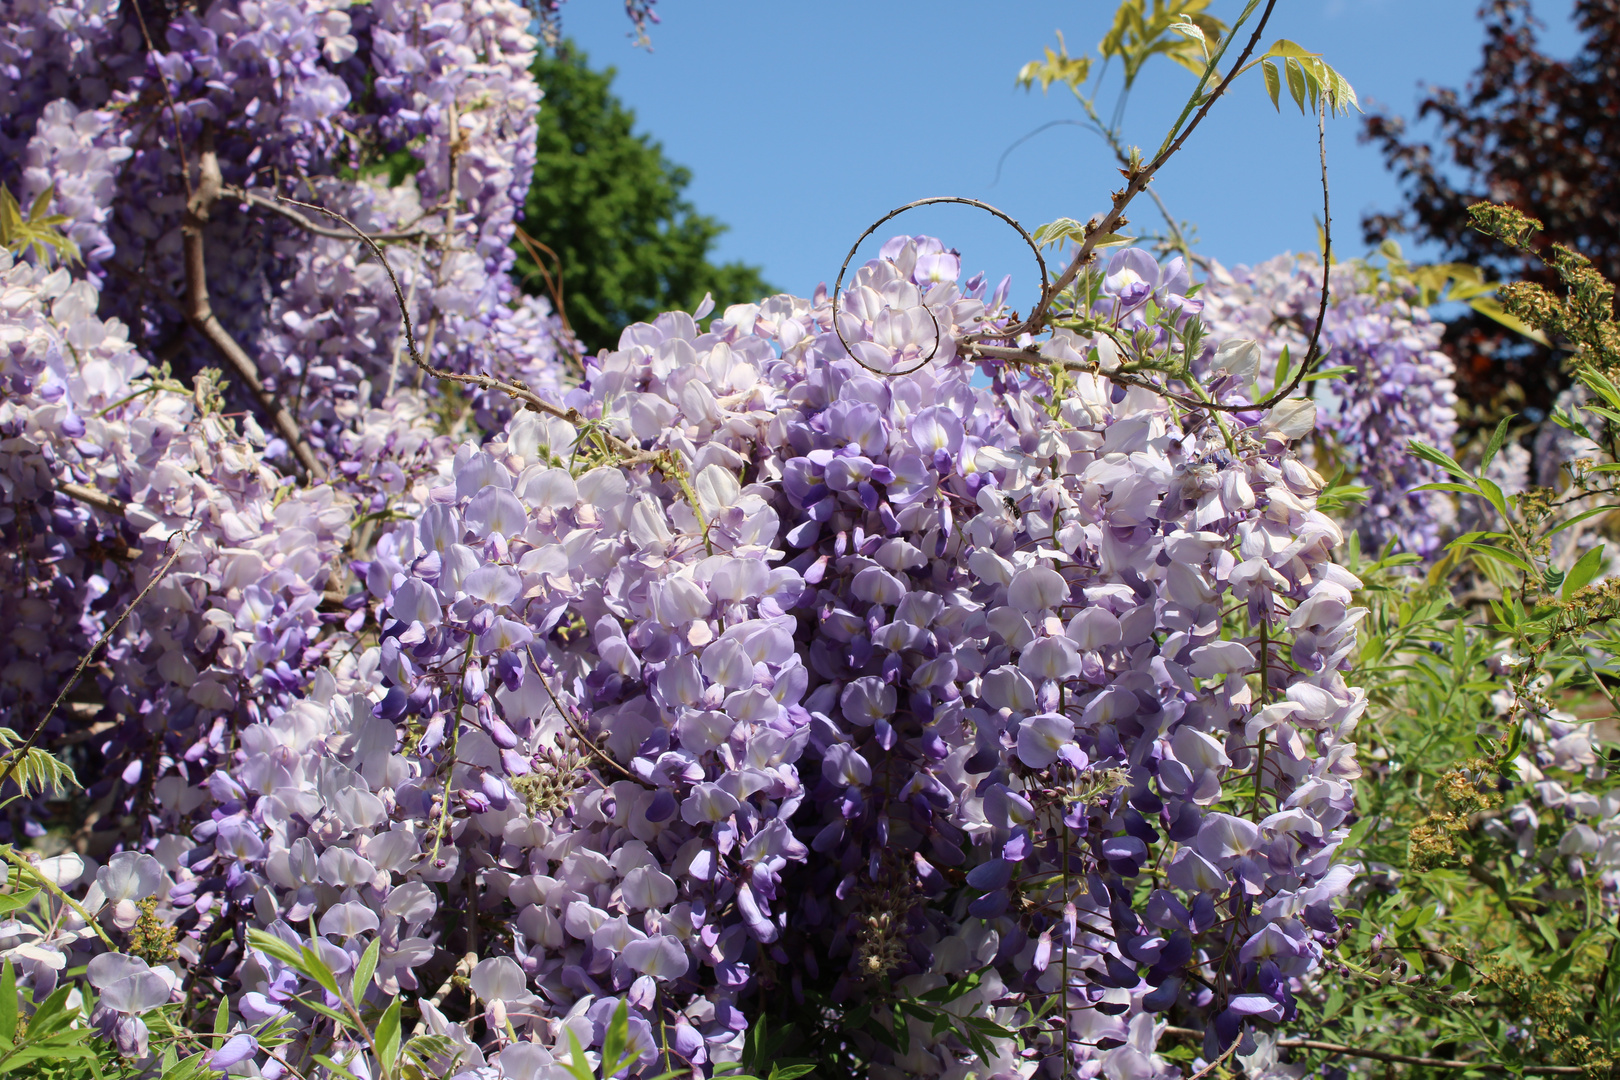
[1362, 0, 1620, 420]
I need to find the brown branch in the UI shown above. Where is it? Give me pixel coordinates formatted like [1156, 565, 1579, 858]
[127, 0, 191, 200]
[276, 195, 660, 467]
[0, 526, 194, 794]
[1014, 0, 1281, 338]
[181, 145, 326, 480]
[222, 185, 433, 243]
[1187, 1036, 1244, 1080]
[513, 224, 570, 333]
[411, 951, 475, 1039]
[967, 342, 1221, 413]
[59, 481, 127, 517]
[1280, 1038, 1583, 1075]
[970, 99, 1335, 418]
[523, 644, 647, 786]
[1163, 1026, 1584, 1074]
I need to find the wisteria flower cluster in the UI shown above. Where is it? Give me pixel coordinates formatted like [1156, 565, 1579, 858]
[1197, 254, 1461, 558]
[3, 0, 574, 463]
[1486, 662, 1620, 905]
[0, 2, 1408, 1077]
[2, 211, 1373, 1080]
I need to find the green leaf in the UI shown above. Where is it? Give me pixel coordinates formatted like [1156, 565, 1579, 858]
[961, 1016, 1017, 1038]
[1342, 814, 1377, 853]
[1551, 407, 1593, 440]
[247, 929, 306, 970]
[1283, 54, 1307, 110]
[0, 184, 79, 267]
[1031, 218, 1086, 250]
[1475, 476, 1509, 517]
[1255, 40, 1359, 115]
[767, 1067, 816, 1080]
[0, 1047, 89, 1074]
[0, 889, 39, 916]
[295, 945, 342, 997]
[602, 999, 632, 1077]
[0, 962, 15, 1045]
[1272, 344, 1293, 394]
[563, 1029, 597, 1080]
[1481, 413, 1515, 473]
[1586, 405, 1620, 426]
[24, 987, 74, 1040]
[27, 187, 53, 221]
[1410, 483, 1481, 497]
[605, 1003, 641, 1075]
[352, 937, 381, 1004]
[1583, 368, 1620, 409]
[1168, 17, 1206, 49]
[1547, 504, 1620, 536]
[313, 1053, 367, 1080]
[301, 996, 358, 1030]
[1564, 544, 1606, 599]
[1015, 33, 1093, 96]
[376, 995, 402, 1074]
[1299, 364, 1355, 383]
[1408, 439, 1474, 482]
[1453, 542, 1536, 575]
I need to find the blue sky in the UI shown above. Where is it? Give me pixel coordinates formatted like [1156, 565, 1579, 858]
[556, 2, 1582, 303]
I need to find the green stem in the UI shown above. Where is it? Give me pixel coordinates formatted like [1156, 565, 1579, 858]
[0, 846, 115, 950]
[1252, 615, 1270, 817]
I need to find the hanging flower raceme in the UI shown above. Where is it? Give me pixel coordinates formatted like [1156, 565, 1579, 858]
[1, 0, 1374, 1070]
[0, 0, 578, 471]
[1196, 254, 1460, 558]
[241, 235, 1363, 1079]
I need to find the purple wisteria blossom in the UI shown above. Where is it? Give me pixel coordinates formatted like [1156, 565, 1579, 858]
[3, 220, 1366, 1077]
[0, 0, 1373, 1074]
[1197, 254, 1461, 557]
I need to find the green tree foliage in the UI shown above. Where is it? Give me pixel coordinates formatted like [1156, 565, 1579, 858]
[514, 45, 774, 355]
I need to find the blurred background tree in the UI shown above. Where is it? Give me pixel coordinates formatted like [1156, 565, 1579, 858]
[1362, 0, 1620, 430]
[515, 43, 774, 355]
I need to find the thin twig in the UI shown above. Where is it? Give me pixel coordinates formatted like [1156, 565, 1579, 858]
[829, 196, 1046, 377]
[1013, 0, 1280, 339]
[1279, 1038, 1584, 1075]
[222, 186, 433, 243]
[181, 143, 326, 479]
[1163, 1026, 1582, 1075]
[967, 342, 1225, 413]
[389, 233, 429, 397]
[513, 224, 571, 333]
[1186, 1035, 1244, 1080]
[0, 525, 194, 795]
[418, 99, 465, 381]
[127, 0, 191, 200]
[59, 481, 127, 517]
[0, 847, 118, 950]
[276, 196, 660, 466]
[523, 645, 644, 785]
[968, 98, 1333, 418]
